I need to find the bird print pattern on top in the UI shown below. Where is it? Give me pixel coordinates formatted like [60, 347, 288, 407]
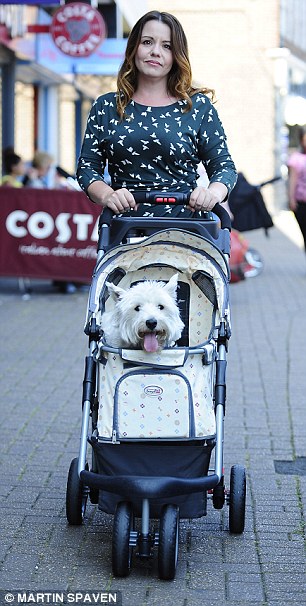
[76, 92, 237, 201]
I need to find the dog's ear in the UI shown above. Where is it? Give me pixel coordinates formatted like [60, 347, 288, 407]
[163, 273, 179, 299]
[106, 281, 126, 300]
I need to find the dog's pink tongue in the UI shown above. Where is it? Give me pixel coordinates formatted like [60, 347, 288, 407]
[144, 333, 159, 353]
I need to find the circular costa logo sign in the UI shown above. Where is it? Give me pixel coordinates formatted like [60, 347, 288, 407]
[50, 2, 106, 58]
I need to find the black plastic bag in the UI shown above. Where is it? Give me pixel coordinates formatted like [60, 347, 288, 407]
[229, 172, 274, 233]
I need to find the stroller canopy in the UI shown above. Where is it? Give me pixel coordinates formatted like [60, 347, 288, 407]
[87, 228, 230, 346]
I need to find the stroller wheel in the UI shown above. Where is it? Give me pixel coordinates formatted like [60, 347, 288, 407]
[66, 458, 89, 525]
[112, 501, 134, 577]
[244, 248, 264, 277]
[158, 504, 179, 581]
[212, 476, 225, 509]
[229, 464, 246, 534]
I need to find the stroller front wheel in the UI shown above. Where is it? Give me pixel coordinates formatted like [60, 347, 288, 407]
[228, 464, 246, 534]
[158, 504, 179, 581]
[112, 501, 134, 577]
[66, 457, 89, 525]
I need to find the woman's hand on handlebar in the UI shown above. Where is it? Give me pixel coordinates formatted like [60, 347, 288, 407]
[87, 181, 136, 213]
[102, 188, 137, 214]
[188, 186, 222, 212]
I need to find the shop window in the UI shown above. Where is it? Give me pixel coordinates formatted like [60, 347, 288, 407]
[59, 86, 76, 175]
[14, 82, 34, 162]
[99, 3, 117, 38]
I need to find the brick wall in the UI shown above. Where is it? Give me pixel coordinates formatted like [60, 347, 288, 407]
[148, 0, 284, 210]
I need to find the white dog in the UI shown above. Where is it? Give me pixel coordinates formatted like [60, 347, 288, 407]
[101, 273, 184, 352]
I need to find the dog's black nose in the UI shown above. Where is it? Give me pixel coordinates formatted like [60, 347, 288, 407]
[146, 318, 157, 331]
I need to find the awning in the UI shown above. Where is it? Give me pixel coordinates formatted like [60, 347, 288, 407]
[11, 35, 127, 76]
[16, 59, 69, 86]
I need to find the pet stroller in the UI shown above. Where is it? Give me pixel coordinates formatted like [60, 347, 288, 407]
[66, 192, 246, 580]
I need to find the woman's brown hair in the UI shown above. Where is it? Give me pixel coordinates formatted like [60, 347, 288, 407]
[116, 10, 214, 119]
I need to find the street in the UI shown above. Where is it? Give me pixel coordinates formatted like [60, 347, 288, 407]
[1, 212, 306, 605]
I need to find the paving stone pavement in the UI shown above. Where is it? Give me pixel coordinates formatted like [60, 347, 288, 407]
[1, 211, 306, 606]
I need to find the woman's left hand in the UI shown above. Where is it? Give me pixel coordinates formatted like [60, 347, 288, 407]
[188, 186, 222, 212]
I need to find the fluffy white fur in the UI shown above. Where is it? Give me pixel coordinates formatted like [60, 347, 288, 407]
[101, 273, 184, 352]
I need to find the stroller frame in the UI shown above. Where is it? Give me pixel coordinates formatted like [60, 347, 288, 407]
[66, 195, 246, 580]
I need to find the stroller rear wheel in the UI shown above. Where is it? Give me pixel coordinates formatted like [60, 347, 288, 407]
[112, 501, 134, 577]
[158, 504, 179, 580]
[89, 451, 99, 504]
[229, 464, 246, 534]
[66, 457, 89, 525]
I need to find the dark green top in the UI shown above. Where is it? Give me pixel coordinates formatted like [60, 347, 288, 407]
[76, 92, 237, 214]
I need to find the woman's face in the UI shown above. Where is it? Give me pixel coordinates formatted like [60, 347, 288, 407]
[135, 20, 174, 82]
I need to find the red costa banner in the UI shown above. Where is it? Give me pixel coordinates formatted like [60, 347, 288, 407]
[0, 188, 101, 283]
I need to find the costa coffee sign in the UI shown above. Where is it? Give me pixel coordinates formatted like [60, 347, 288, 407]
[50, 2, 106, 57]
[0, 188, 101, 283]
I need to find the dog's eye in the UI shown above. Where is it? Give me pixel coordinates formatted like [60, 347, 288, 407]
[134, 305, 140, 312]
[158, 304, 164, 310]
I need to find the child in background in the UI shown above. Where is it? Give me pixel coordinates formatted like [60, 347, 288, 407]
[23, 151, 54, 188]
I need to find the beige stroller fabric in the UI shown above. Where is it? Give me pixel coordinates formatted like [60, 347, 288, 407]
[89, 229, 230, 348]
[97, 350, 216, 440]
[89, 228, 230, 442]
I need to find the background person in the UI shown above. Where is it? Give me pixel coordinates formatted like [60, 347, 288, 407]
[288, 126, 306, 256]
[1, 148, 25, 188]
[24, 151, 54, 188]
[76, 10, 237, 217]
[24, 151, 81, 294]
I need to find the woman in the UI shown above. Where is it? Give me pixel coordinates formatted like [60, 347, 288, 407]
[77, 10, 237, 216]
[288, 127, 306, 254]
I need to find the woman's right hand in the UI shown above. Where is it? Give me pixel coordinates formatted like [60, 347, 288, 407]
[87, 181, 136, 213]
[289, 198, 297, 212]
[102, 188, 136, 214]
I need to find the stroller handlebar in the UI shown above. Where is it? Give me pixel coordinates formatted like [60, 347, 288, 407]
[211, 202, 231, 230]
[256, 175, 282, 189]
[100, 191, 232, 231]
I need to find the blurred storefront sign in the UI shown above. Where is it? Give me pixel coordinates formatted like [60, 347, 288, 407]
[0, 188, 101, 283]
[0, 0, 60, 3]
[50, 3, 107, 57]
[3, 4, 125, 75]
[0, 0, 61, 6]
[10, 32, 126, 75]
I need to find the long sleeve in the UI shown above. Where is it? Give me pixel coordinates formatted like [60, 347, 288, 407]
[76, 98, 108, 194]
[197, 98, 237, 194]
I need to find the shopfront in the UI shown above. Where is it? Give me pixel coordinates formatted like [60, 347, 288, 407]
[0, 1, 127, 176]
